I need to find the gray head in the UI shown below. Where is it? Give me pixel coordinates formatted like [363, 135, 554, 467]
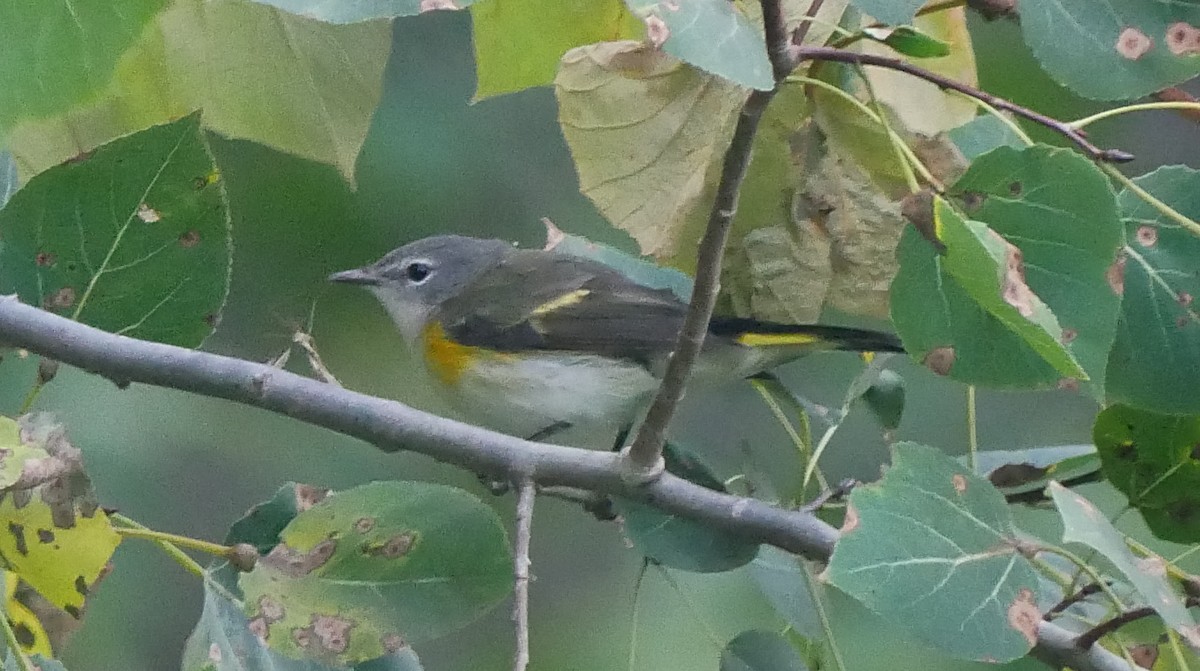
[329, 235, 515, 343]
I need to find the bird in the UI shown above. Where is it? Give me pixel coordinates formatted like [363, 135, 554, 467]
[329, 235, 904, 444]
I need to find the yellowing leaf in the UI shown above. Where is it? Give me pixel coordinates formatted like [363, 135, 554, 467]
[5, 573, 52, 658]
[555, 41, 744, 258]
[0, 417, 119, 616]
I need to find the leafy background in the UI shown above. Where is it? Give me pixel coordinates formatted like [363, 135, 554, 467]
[0, 10, 1195, 671]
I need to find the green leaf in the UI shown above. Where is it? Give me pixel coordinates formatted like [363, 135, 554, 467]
[1048, 481, 1200, 646]
[615, 443, 760, 572]
[5, 573, 54, 658]
[862, 26, 951, 58]
[859, 369, 905, 431]
[0, 417, 119, 617]
[892, 145, 1123, 392]
[183, 567, 424, 671]
[939, 197, 1082, 377]
[720, 629, 810, 671]
[472, 0, 643, 98]
[225, 483, 331, 553]
[0, 113, 231, 348]
[845, 0, 923, 26]
[1108, 165, 1200, 414]
[622, 0, 772, 90]
[1093, 404, 1200, 543]
[1020, 1, 1200, 100]
[555, 41, 743, 258]
[0, 0, 168, 137]
[946, 116, 1025, 161]
[8, 0, 390, 184]
[250, 0, 473, 22]
[826, 442, 1041, 662]
[547, 229, 692, 300]
[239, 481, 511, 665]
[749, 547, 820, 638]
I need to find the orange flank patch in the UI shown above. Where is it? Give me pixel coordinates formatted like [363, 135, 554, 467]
[422, 322, 482, 385]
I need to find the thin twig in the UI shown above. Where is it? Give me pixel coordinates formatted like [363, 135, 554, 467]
[625, 0, 802, 475]
[793, 46, 1135, 164]
[512, 479, 535, 671]
[0, 300, 1137, 671]
[1045, 582, 1108, 619]
[1075, 607, 1156, 650]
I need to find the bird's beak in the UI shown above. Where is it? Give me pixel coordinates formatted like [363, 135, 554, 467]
[327, 267, 380, 286]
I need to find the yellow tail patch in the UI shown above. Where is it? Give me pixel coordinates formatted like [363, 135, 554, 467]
[422, 322, 480, 385]
[736, 332, 823, 347]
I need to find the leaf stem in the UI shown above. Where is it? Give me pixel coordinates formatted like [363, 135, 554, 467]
[801, 560, 848, 671]
[1041, 546, 1129, 612]
[966, 386, 978, 473]
[1100, 163, 1200, 239]
[109, 513, 208, 578]
[794, 46, 1134, 163]
[947, 90, 1034, 146]
[1070, 102, 1200, 129]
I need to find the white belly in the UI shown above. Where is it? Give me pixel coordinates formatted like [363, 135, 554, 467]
[442, 352, 660, 442]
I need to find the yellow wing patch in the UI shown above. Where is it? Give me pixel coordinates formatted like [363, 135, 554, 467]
[422, 322, 482, 386]
[531, 289, 591, 316]
[736, 332, 823, 347]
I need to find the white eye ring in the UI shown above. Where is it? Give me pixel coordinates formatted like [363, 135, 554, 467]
[404, 260, 433, 284]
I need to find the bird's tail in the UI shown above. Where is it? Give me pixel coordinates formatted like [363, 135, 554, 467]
[711, 318, 905, 353]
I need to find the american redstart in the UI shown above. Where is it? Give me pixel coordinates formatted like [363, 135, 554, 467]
[329, 235, 903, 443]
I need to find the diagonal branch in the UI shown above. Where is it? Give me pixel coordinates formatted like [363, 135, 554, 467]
[0, 297, 1135, 671]
[624, 0, 803, 474]
[794, 46, 1135, 164]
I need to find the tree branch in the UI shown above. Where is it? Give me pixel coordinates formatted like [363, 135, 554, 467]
[625, 0, 801, 474]
[794, 46, 1135, 164]
[0, 298, 1135, 671]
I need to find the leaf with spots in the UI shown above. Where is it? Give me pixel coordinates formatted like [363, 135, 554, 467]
[1019, 0, 1200, 100]
[0, 113, 230, 348]
[7, 0, 389, 185]
[1093, 404, 1200, 543]
[622, 0, 772, 90]
[615, 442, 760, 573]
[225, 482, 330, 554]
[183, 566, 424, 671]
[238, 481, 511, 666]
[1048, 481, 1200, 646]
[0, 418, 119, 617]
[0, 0, 168, 140]
[720, 629, 810, 671]
[891, 145, 1123, 392]
[1108, 166, 1200, 414]
[825, 442, 1041, 662]
[5, 572, 53, 658]
[472, 0, 643, 99]
[899, 196, 1082, 379]
[249, 0, 475, 22]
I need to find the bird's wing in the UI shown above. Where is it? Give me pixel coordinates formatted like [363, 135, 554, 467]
[435, 251, 688, 366]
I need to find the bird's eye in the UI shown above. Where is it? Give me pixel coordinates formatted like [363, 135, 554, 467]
[405, 261, 432, 283]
